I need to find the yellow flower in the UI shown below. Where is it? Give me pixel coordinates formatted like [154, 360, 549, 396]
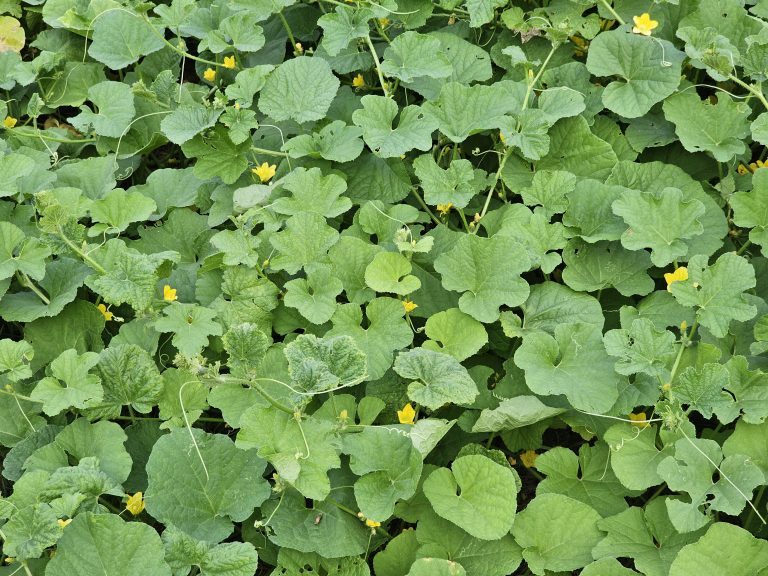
[252, 162, 277, 182]
[499, 132, 506, 144]
[664, 266, 688, 292]
[126, 492, 145, 516]
[3, 116, 17, 128]
[338, 409, 349, 421]
[628, 412, 649, 428]
[365, 519, 381, 527]
[163, 284, 177, 301]
[436, 203, 453, 216]
[57, 518, 72, 528]
[519, 450, 537, 468]
[402, 299, 418, 314]
[223, 56, 236, 69]
[295, 42, 304, 54]
[96, 304, 113, 321]
[352, 73, 365, 88]
[378, 17, 390, 27]
[4, 557, 15, 564]
[632, 13, 658, 36]
[203, 68, 216, 81]
[397, 402, 416, 424]
[738, 164, 749, 175]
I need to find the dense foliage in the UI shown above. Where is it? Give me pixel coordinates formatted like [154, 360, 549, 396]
[2, 0, 768, 574]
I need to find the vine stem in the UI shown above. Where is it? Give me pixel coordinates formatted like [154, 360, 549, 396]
[0, 388, 36, 403]
[205, 376, 294, 414]
[729, 74, 768, 110]
[55, 227, 107, 274]
[251, 146, 290, 158]
[365, 35, 390, 97]
[7, 129, 96, 144]
[409, 187, 441, 225]
[737, 239, 753, 256]
[15, 272, 50, 305]
[277, 11, 298, 51]
[667, 321, 698, 388]
[141, 15, 224, 69]
[598, 0, 626, 25]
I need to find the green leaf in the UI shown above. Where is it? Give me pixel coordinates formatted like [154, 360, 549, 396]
[160, 104, 222, 145]
[154, 303, 223, 357]
[407, 558, 466, 576]
[731, 168, 768, 255]
[670, 522, 768, 576]
[0, 338, 34, 382]
[380, 31, 452, 82]
[282, 120, 364, 163]
[344, 426, 423, 520]
[604, 423, 672, 491]
[145, 428, 270, 542]
[352, 95, 437, 158]
[414, 155, 479, 209]
[326, 297, 413, 380]
[593, 498, 705, 576]
[238, 408, 340, 500]
[269, 212, 339, 274]
[663, 91, 751, 161]
[318, 6, 373, 56]
[472, 396, 565, 433]
[393, 348, 478, 410]
[89, 344, 163, 419]
[1, 503, 60, 560]
[604, 318, 676, 379]
[670, 252, 757, 338]
[30, 349, 102, 416]
[657, 437, 764, 532]
[612, 187, 705, 266]
[284, 264, 343, 324]
[563, 179, 632, 243]
[46, 512, 171, 576]
[512, 493, 602, 575]
[181, 125, 251, 184]
[69, 81, 136, 138]
[586, 29, 684, 118]
[534, 444, 630, 517]
[515, 323, 622, 413]
[423, 308, 487, 361]
[258, 56, 340, 123]
[434, 234, 529, 323]
[561, 239, 654, 297]
[536, 116, 618, 180]
[513, 281, 604, 336]
[89, 189, 157, 235]
[163, 525, 259, 576]
[284, 333, 368, 395]
[365, 251, 421, 295]
[87, 11, 165, 69]
[465, 0, 507, 27]
[423, 455, 517, 540]
[0, 221, 50, 281]
[272, 167, 352, 218]
[422, 81, 525, 143]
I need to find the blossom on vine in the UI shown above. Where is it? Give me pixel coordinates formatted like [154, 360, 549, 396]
[126, 492, 145, 515]
[203, 68, 216, 81]
[402, 299, 418, 314]
[519, 450, 537, 468]
[252, 162, 277, 182]
[632, 13, 658, 36]
[397, 402, 416, 424]
[365, 519, 381, 527]
[436, 203, 453, 216]
[3, 116, 17, 128]
[629, 412, 650, 428]
[664, 266, 688, 292]
[96, 303, 113, 321]
[57, 518, 72, 528]
[223, 56, 236, 69]
[163, 284, 177, 301]
[352, 74, 365, 88]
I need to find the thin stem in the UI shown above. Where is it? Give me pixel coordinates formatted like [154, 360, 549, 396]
[55, 227, 107, 274]
[0, 388, 36, 403]
[15, 272, 50, 305]
[474, 149, 511, 231]
[277, 11, 298, 51]
[729, 74, 768, 110]
[8, 129, 96, 144]
[667, 321, 698, 388]
[457, 208, 471, 232]
[410, 187, 441, 225]
[251, 146, 290, 158]
[205, 376, 294, 414]
[598, 0, 626, 25]
[737, 239, 753, 256]
[520, 42, 559, 114]
[365, 35, 390, 97]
